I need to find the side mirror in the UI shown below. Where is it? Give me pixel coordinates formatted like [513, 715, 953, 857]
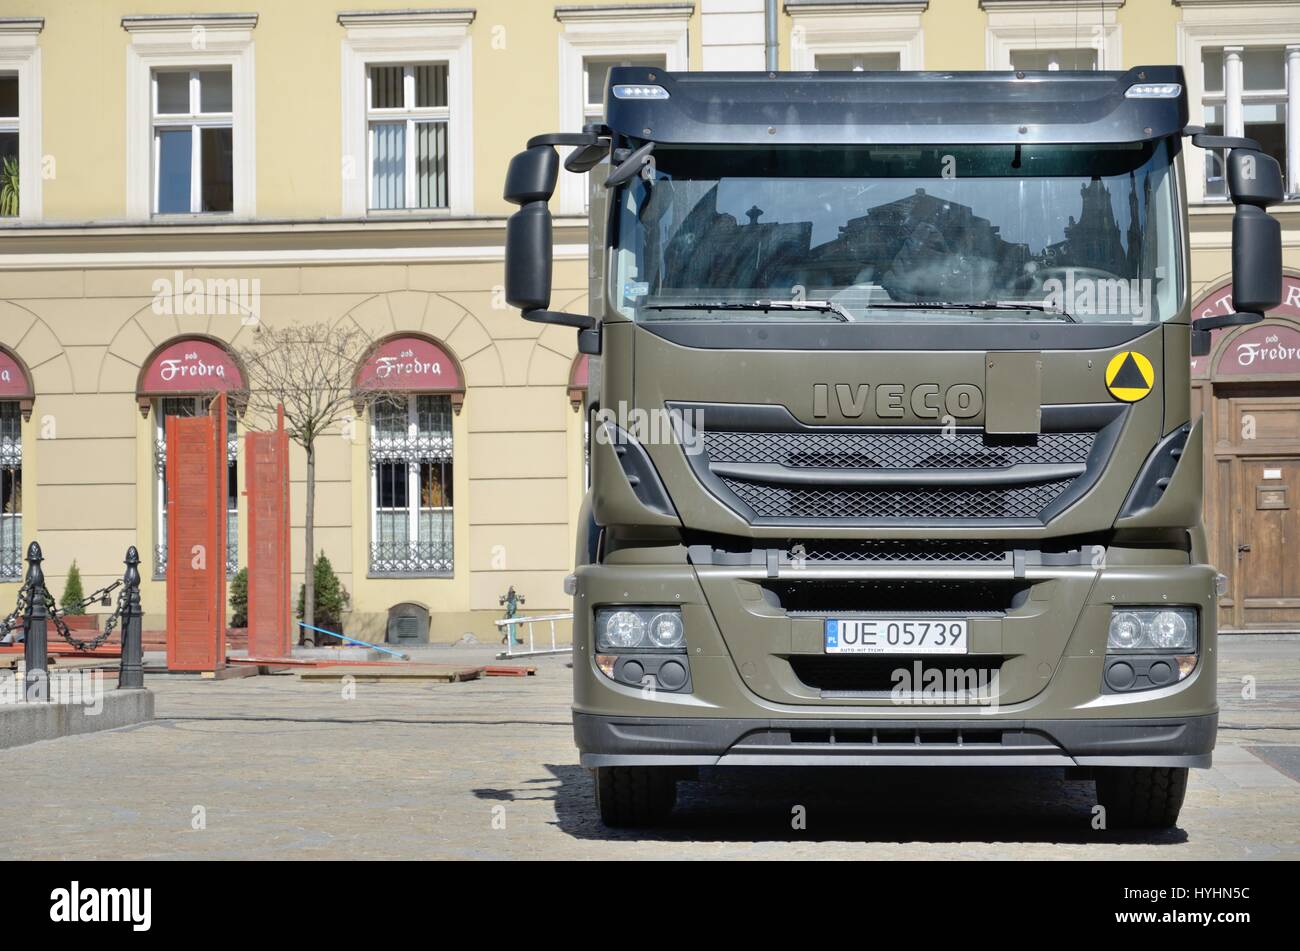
[1190, 148, 1284, 356]
[503, 137, 599, 332]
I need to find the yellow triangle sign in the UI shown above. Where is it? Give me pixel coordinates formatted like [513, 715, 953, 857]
[1105, 351, 1155, 402]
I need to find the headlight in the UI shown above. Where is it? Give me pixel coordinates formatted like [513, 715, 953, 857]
[595, 606, 684, 651]
[1107, 607, 1197, 651]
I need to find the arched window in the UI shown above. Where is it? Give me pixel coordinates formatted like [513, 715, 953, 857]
[354, 334, 464, 577]
[136, 337, 245, 579]
[0, 346, 33, 581]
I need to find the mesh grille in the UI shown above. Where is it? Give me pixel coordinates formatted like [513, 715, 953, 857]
[706, 430, 1094, 470]
[791, 540, 1009, 563]
[724, 478, 1073, 520]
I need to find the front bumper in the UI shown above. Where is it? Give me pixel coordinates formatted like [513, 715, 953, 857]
[575, 711, 1218, 768]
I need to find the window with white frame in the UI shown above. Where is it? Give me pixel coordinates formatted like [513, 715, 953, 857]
[814, 52, 900, 71]
[369, 395, 454, 576]
[0, 401, 21, 581]
[152, 68, 234, 214]
[982, 0, 1121, 72]
[556, 5, 690, 214]
[0, 17, 41, 221]
[339, 9, 474, 217]
[153, 397, 238, 580]
[0, 72, 17, 217]
[367, 63, 451, 211]
[1179, 1, 1299, 204]
[124, 14, 256, 220]
[1008, 47, 1098, 72]
[1200, 46, 1295, 200]
[788, 2, 924, 73]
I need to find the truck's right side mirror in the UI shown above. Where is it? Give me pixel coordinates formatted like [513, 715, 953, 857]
[1190, 148, 1284, 356]
[503, 142, 596, 332]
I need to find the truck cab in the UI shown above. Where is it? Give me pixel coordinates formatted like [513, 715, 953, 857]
[503, 66, 1285, 829]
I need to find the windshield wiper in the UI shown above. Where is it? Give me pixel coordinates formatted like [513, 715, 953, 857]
[642, 299, 853, 322]
[862, 300, 1078, 323]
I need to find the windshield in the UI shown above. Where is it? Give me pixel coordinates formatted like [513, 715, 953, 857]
[611, 141, 1182, 323]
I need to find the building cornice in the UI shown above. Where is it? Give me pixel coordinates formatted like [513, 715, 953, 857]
[0, 216, 592, 269]
[555, 3, 694, 23]
[0, 17, 44, 35]
[121, 12, 259, 32]
[785, 1, 927, 12]
[337, 8, 476, 28]
[1173, 0, 1295, 5]
[980, 0, 1122, 9]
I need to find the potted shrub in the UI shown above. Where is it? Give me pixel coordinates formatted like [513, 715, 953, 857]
[296, 552, 349, 645]
[59, 561, 98, 633]
[227, 566, 249, 650]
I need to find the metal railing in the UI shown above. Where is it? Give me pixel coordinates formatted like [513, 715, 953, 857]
[0, 542, 144, 702]
[494, 611, 573, 660]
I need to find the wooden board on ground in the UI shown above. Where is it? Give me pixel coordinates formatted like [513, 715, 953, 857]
[483, 665, 537, 677]
[200, 665, 259, 680]
[297, 664, 484, 684]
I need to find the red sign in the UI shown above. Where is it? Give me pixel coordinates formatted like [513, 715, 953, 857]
[355, 336, 462, 392]
[1215, 324, 1300, 376]
[0, 350, 31, 398]
[1190, 275, 1300, 378]
[141, 339, 244, 394]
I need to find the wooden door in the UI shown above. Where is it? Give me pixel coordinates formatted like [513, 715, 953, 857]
[1233, 456, 1300, 629]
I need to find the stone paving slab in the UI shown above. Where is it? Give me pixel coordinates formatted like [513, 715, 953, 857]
[0, 637, 1294, 860]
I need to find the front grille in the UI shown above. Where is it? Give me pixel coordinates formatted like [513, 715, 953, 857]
[724, 478, 1073, 520]
[789, 656, 1004, 696]
[706, 430, 1094, 469]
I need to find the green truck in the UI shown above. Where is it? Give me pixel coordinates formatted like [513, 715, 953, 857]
[503, 66, 1285, 828]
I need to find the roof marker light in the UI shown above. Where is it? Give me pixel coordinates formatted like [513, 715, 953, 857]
[612, 84, 670, 100]
[1125, 83, 1182, 99]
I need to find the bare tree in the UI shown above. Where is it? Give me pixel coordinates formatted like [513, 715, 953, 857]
[238, 322, 376, 636]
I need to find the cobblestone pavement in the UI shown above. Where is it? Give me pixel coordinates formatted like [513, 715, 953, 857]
[1, 636, 1297, 860]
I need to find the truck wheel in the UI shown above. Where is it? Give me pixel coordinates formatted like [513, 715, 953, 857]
[1095, 766, 1189, 830]
[594, 766, 677, 827]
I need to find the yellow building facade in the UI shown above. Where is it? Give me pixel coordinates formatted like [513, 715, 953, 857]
[0, 0, 1297, 640]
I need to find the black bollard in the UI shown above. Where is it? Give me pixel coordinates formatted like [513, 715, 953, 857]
[118, 546, 144, 690]
[22, 541, 47, 702]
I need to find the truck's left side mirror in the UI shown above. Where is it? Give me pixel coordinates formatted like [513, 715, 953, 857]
[1190, 148, 1284, 356]
[504, 143, 596, 332]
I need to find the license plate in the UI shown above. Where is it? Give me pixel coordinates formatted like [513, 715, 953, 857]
[824, 618, 968, 655]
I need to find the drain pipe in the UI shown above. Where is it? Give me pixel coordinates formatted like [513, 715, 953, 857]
[765, 0, 778, 71]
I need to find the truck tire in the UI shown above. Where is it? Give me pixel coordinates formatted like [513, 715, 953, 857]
[594, 766, 677, 827]
[1095, 766, 1189, 829]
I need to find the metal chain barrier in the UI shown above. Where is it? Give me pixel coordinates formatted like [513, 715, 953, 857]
[3, 542, 145, 701]
[42, 580, 124, 653]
